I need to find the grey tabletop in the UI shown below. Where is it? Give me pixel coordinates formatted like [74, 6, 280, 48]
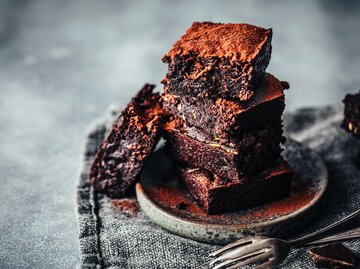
[0, 0, 360, 268]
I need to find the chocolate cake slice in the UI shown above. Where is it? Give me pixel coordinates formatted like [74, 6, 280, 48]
[164, 119, 284, 181]
[309, 243, 355, 269]
[90, 84, 164, 198]
[342, 90, 360, 138]
[179, 161, 293, 214]
[163, 73, 288, 143]
[162, 22, 272, 100]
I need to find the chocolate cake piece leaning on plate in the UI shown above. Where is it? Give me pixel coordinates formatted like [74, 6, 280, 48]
[90, 84, 165, 198]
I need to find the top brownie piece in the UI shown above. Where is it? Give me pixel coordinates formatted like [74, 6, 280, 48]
[162, 22, 272, 100]
[90, 84, 164, 198]
[342, 90, 360, 138]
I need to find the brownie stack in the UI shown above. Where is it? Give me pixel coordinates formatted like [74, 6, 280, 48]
[162, 22, 293, 214]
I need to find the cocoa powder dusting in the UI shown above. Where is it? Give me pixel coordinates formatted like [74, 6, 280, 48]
[112, 198, 139, 216]
[253, 185, 318, 221]
[163, 22, 271, 62]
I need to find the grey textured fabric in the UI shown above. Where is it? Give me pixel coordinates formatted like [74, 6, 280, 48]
[77, 104, 360, 268]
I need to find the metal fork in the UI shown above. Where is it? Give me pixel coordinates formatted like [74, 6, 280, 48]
[209, 209, 360, 269]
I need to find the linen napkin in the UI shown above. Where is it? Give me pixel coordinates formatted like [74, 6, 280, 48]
[77, 104, 360, 268]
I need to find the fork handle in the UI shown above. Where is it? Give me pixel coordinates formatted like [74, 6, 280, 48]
[301, 227, 360, 247]
[290, 208, 360, 247]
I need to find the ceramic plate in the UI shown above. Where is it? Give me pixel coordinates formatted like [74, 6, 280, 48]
[136, 139, 328, 244]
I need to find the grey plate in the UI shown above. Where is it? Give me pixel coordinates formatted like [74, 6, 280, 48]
[136, 139, 328, 245]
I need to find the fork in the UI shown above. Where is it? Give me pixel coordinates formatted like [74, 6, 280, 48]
[209, 209, 360, 269]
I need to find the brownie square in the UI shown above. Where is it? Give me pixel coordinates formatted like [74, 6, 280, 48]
[162, 22, 272, 100]
[179, 161, 293, 214]
[309, 243, 356, 269]
[342, 90, 360, 138]
[163, 73, 288, 143]
[164, 119, 284, 181]
[90, 84, 164, 198]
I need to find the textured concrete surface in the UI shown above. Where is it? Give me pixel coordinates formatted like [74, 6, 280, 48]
[0, 0, 359, 268]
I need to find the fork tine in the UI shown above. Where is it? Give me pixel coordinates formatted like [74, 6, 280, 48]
[209, 236, 265, 257]
[226, 252, 271, 269]
[212, 250, 267, 269]
[252, 258, 276, 269]
[209, 241, 270, 266]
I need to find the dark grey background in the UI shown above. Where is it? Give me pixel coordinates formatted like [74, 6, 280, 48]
[0, 0, 359, 268]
